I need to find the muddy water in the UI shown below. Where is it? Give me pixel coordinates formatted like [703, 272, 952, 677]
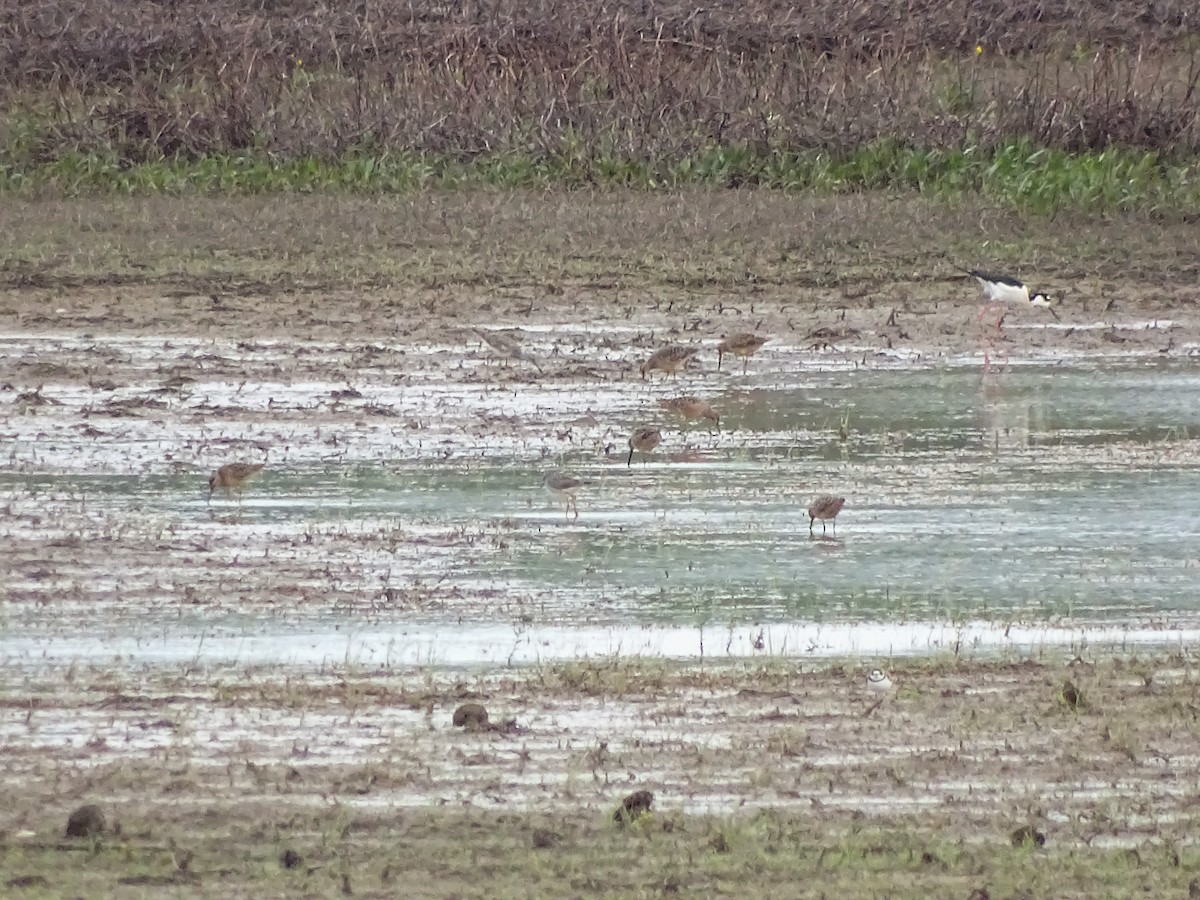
[3, 329, 1200, 666]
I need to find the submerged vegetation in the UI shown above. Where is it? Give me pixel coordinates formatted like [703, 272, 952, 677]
[2, 0, 1200, 208]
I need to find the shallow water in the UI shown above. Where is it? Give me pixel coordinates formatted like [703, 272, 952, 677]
[3, 329, 1200, 666]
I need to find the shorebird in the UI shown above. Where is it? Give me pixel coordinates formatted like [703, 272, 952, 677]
[717, 332, 768, 374]
[640, 345, 699, 380]
[658, 396, 719, 430]
[807, 494, 846, 535]
[961, 268, 1058, 328]
[473, 328, 543, 372]
[542, 470, 590, 520]
[207, 462, 264, 504]
[627, 426, 662, 467]
[866, 668, 894, 692]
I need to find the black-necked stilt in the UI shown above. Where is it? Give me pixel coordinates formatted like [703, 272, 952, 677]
[961, 268, 1058, 326]
[807, 494, 846, 535]
[716, 332, 769, 374]
[542, 470, 590, 520]
[627, 426, 662, 467]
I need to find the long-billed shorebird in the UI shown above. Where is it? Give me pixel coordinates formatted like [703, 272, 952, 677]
[626, 426, 662, 467]
[659, 396, 719, 431]
[640, 345, 699, 380]
[207, 462, 264, 504]
[961, 268, 1058, 328]
[473, 328, 543, 372]
[717, 332, 768, 374]
[807, 494, 846, 535]
[542, 470, 591, 520]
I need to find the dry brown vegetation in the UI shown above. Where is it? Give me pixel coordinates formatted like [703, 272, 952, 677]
[3, 0, 1200, 170]
[2, 656, 1199, 898]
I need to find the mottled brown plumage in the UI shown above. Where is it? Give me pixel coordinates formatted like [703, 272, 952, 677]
[542, 470, 591, 520]
[658, 396, 719, 430]
[717, 332, 768, 374]
[208, 462, 264, 501]
[473, 328, 543, 371]
[807, 494, 846, 535]
[627, 426, 662, 467]
[640, 345, 699, 380]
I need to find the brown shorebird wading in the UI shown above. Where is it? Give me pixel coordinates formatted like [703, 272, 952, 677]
[659, 396, 719, 430]
[473, 328, 543, 372]
[208, 463, 264, 503]
[807, 495, 846, 535]
[717, 333, 768, 374]
[641, 345, 699, 380]
[542, 470, 591, 520]
[627, 426, 662, 467]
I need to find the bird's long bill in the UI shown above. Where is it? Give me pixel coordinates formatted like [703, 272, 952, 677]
[626, 447, 634, 467]
[717, 350, 723, 371]
[1047, 304, 1060, 320]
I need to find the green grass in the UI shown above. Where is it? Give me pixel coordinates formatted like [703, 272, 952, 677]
[2, 135, 1196, 214]
[1, 806, 1193, 900]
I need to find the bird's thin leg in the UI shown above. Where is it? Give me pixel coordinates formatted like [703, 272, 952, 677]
[809, 517, 814, 535]
[742, 358, 748, 375]
[571, 497, 579, 521]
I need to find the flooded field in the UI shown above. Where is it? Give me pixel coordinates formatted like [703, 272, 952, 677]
[3, 193, 1200, 896]
[3, 320, 1200, 668]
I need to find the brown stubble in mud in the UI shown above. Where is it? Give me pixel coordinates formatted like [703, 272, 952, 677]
[0, 657, 1198, 898]
[0, 192, 1197, 364]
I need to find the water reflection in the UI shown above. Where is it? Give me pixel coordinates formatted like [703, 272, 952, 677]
[4, 361, 1200, 664]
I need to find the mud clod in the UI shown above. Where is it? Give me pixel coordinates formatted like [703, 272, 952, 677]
[1060, 679, 1085, 709]
[280, 848, 303, 870]
[452, 703, 490, 729]
[65, 804, 106, 838]
[1009, 825, 1046, 848]
[6, 876, 50, 889]
[613, 789, 654, 826]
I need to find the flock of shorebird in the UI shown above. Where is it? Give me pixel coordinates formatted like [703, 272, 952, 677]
[536, 267, 1054, 532]
[208, 268, 1054, 540]
[541, 329, 846, 534]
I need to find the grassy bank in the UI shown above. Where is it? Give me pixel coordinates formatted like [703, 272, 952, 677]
[2, 654, 1199, 899]
[2, 139, 1197, 214]
[2, 806, 1192, 899]
[2, 1, 1199, 208]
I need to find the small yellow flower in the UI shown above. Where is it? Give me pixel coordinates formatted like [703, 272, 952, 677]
[975, 45, 983, 55]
